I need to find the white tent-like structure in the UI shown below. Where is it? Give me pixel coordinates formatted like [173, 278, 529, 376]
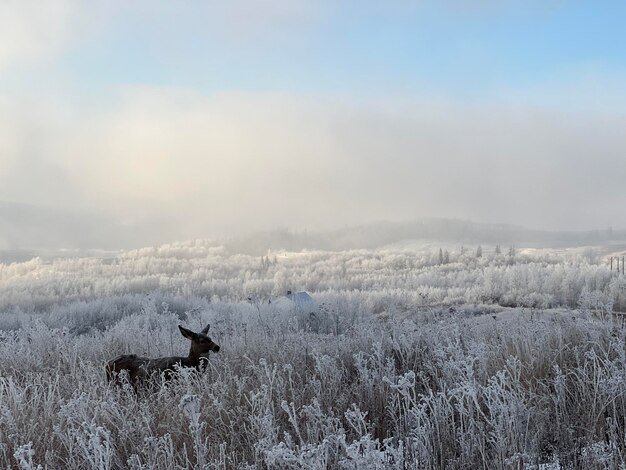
[273, 290, 318, 313]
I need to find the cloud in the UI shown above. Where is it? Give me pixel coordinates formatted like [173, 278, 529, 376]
[63, 88, 341, 232]
[214, 0, 321, 39]
[0, 95, 79, 207]
[0, 0, 322, 74]
[0, 0, 76, 69]
[0, 85, 621, 246]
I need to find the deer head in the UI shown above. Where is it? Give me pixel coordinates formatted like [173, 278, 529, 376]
[179, 323, 220, 358]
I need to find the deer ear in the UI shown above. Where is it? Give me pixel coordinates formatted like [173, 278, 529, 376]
[178, 325, 197, 340]
[200, 324, 210, 334]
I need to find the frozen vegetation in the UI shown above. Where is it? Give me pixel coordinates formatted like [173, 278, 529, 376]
[0, 241, 625, 468]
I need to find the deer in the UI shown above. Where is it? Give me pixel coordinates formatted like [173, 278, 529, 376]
[106, 324, 220, 386]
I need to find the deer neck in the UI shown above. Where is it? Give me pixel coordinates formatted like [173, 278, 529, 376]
[187, 345, 202, 368]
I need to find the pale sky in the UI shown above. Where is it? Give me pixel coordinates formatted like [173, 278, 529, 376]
[1, 1, 625, 248]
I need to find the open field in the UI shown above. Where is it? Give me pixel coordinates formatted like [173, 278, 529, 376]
[1, 242, 626, 468]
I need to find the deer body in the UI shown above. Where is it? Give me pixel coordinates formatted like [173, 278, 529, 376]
[106, 324, 220, 385]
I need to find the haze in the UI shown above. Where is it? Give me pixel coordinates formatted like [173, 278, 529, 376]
[1, 1, 625, 249]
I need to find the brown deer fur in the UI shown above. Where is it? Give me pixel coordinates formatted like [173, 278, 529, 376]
[106, 324, 220, 384]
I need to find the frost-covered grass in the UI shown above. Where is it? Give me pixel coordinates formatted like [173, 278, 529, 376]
[1, 243, 626, 468]
[2, 305, 626, 469]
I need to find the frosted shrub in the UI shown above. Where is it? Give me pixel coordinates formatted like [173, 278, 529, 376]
[69, 422, 113, 470]
[0, 244, 620, 315]
[482, 359, 536, 467]
[179, 394, 207, 468]
[341, 435, 404, 469]
[14, 442, 42, 470]
[127, 434, 177, 470]
[578, 286, 613, 319]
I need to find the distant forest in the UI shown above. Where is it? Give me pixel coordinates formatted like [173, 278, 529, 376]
[1, 199, 623, 257]
[224, 219, 624, 255]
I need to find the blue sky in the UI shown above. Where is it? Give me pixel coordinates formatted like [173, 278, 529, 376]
[1, 1, 625, 247]
[5, 1, 626, 100]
